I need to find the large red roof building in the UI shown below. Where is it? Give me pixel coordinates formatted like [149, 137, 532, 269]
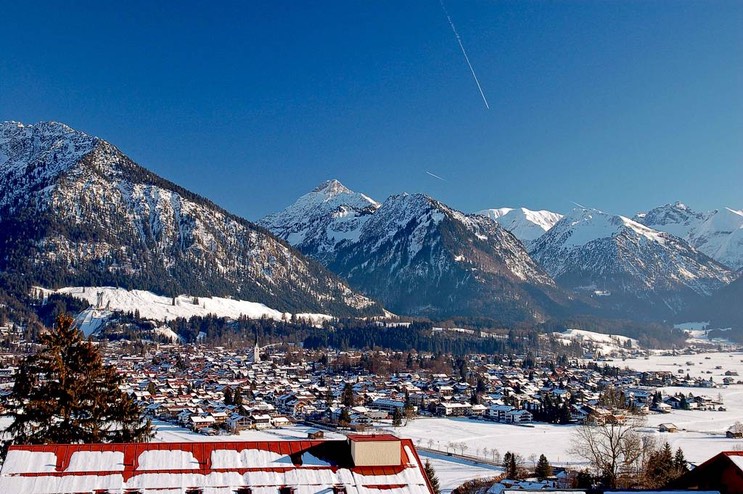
[0, 434, 434, 493]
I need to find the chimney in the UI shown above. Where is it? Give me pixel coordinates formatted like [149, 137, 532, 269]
[348, 434, 402, 467]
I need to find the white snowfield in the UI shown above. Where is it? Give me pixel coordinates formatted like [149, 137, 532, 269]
[397, 351, 743, 476]
[477, 207, 563, 244]
[553, 329, 639, 355]
[43, 287, 333, 334]
[637, 202, 743, 271]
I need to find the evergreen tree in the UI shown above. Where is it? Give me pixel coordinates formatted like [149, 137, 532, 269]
[338, 407, 351, 426]
[7, 314, 152, 446]
[223, 386, 234, 405]
[424, 458, 441, 494]
[509, 453, 519, 479]
[392, 407, 403, 427]
[645, 441, 675, 487]
[233, 389, 244, 407]
[535, 454, 552, 480]
[674, 447, 688, 474]
[342, 382, 354, 407]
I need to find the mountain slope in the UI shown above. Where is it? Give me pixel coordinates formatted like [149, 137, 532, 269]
[529, 207, 735, 317]
[0, 121, 381, 316]
[477, 207, 563, 245]
[635, 202, 743, 271]
[258, 179, 379, 262]
[264, 183, 576, 322]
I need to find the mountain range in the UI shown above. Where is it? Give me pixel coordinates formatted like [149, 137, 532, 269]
[262, 180, 738, 321]
[528, 208, 734, 317]
[2, 121, 741, 327]
[0, 121, 381, 316]
[634, 202, 743, 271]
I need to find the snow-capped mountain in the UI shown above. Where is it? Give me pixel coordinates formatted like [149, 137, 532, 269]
[477, 207, 563, 245]
[0, 121, 382, 316]
[529, 207, 735, 317]
[258, 179, 379, 262]
[635, 202, 743, 271]
[264, 183, 574, 322]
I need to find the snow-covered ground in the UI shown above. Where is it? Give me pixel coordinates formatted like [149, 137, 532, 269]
[553, 329, 638, 355]
[394, 350, 743, 483]
[41, 287, 333, 334]
[152, 420, 346, 443]
[419, 450, 501, 493]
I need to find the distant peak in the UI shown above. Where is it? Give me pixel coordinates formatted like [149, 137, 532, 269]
[1, 120, 94, 141]
[672, 201, 689, 210]
[313, 179, 349, 194]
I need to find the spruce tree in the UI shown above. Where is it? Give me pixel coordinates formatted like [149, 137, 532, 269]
[674, 447, 688, 474]
[424, 458, 441, 494]
[233, 389, 244, 407]
[342, 382, 354, 407]
[338, 407, 351, 426]
[392, 407, 403, 427]
[223, 386, 234, 405]
[535, 454, 553, 479]
[7, 314, 152, 446]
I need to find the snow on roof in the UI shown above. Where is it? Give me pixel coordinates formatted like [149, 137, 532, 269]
[727, 452, 743, 472]
[0, 437, 432, 493]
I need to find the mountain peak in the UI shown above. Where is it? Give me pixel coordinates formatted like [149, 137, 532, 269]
[0, 121, 382, 317]
[477, 206, 563, 244]
[312, 179, 350, 195]
[259, 180, 380, 259]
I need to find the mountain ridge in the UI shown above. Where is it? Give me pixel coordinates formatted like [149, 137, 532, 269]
[263, 182, 578, 323]
[0, 121, 382, 317]
[635, 202, 743, 271]
[529, 207, 735, 317]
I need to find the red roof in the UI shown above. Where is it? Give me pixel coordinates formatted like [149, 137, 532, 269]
[0, 437, 434, 494]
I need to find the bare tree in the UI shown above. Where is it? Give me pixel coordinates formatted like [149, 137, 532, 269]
[569, 415, 646, 488]
[428, 438, 434, 450]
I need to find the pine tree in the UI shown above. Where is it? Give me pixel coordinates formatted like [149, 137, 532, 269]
[645, 441, 675, 488]
[673, 447, 688, 479]
[535, 454, 553, 479]
[392, 407, 403, 427]
[7, 314, 152, 446]
[223, 386, 234, 405]
[424, 458, 441, 494]
[338, 407, 351, 426]
[342, 382, 354, 407]
[509, 453, 519, 479]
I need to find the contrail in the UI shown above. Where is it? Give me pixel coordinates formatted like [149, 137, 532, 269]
[439, 0, 490, 109]
[426, 171, 446, 181]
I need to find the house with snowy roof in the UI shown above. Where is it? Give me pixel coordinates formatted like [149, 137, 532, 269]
[0, 434, 434, 493]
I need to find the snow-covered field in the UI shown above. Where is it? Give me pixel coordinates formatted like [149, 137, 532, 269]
[553, 328, 638, 355]
[394, 350, 743, 483]
[42, 287, 333, 334]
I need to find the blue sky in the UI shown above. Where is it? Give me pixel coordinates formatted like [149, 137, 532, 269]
[2, 1, 741, 220]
